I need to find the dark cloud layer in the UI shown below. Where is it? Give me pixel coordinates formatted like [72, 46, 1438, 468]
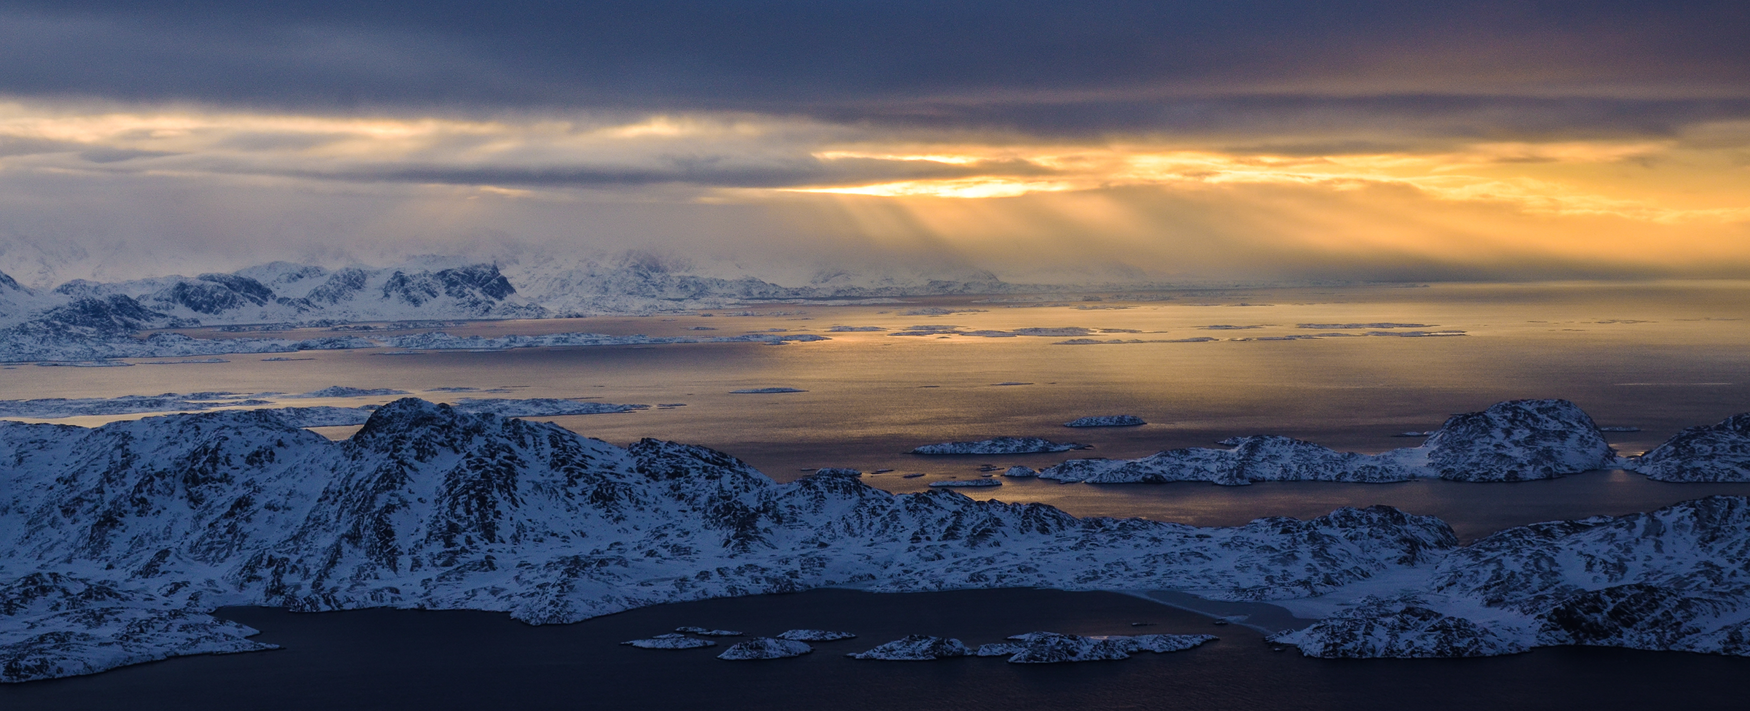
[269, 156, 1055, 190]
[4, 1, 1748, 136]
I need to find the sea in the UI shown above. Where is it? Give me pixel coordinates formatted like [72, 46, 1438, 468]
[3, 280, 1748, 707]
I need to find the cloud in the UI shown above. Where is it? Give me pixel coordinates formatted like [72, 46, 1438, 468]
[1, 2, 1746, 134]
[0, 3, 1746, 286]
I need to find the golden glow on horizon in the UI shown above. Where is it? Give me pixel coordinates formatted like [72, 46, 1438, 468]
[2, 99, 1748, 275]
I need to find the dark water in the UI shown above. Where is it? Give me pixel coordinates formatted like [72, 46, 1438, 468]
[4, 589, 1746, 711]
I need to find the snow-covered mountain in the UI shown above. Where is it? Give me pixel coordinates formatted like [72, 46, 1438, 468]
[0, 254, 1058, 361]
[1039, 400, 1618, 484]
[45, 261, 545, 326]
[0, 400, 1454, 681]
[1275, 495, 1750, 658]
[3, 400, 1747, 682]
[0, 260, 552, 361]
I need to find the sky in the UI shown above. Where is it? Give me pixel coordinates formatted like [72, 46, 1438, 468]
[0, 1, 1747, 287]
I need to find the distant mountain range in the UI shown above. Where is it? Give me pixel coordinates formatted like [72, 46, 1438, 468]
[0, 254, 1100, 331]
[0, 254, 1151, 361]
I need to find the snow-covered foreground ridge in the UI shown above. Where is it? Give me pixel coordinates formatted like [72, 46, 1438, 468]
[2, 400, 1749, 682]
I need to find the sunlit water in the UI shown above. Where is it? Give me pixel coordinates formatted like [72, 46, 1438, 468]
[4, 280, 1749, 537]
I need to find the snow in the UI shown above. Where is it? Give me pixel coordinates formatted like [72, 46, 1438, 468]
[1001, 466, 1037, 478]
[447, 398, 648, 417]
[776, 629, 856, 642]
[272, 407, 376, 427]
[717, 638, 812, 660]
[622, 633, 716, 650]
[0, 391, 647, 424]
[1625, 413, 1750, 482]
[1, 400, 1746, 680]
[911, 437, 1082, 455]
[927, 479, 1002, 488]
[676, 627, 743, 637]
[285, 387, 411, 399]
[0, 574, 275, 683]
[1063, 415, 1146, 427]
[974, 632, 1217, 663]
[0, 394, 276, 419]
[847, 636, 973, 660]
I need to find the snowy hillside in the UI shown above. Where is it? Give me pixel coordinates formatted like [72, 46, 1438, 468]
[0, 400, 1453, 681]
[3, 401, 1748, 682]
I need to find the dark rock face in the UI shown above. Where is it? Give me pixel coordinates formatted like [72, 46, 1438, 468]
[302, 267, 370, 305]
[1629, 413, 1750, 482]
[4, 295, 183, 339]
[381, 265, 517, 309]
[1422, 399, 1615, 481]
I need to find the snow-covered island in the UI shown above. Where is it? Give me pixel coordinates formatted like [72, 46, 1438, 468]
[622, 634, 716, 650]
[1624, 413, 1750, 482]
[718, 638, 812, 660]
[848, 636, 974, 660]
[911, 436, 1084, 455]
[1063, 415, 1147, 428]
[777, 629, 857, 642]
[927, 479, 1002, 488]
[1040, 400, 1619, 485]
[974, 632, 1217, 663]
[3, 399, 1750, 682]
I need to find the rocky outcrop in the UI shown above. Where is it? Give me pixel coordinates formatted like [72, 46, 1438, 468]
[776, 629, 856, 642]
[1272, 596, 1526, 658]
[622, 634, 716, 649]
[847, 635, 973, 660]
[0, 574, 274, 683]
[717, 638, 812, 660]
[1420, 399, 1616, 481]
[1626, 413, 1750, 482]
[912, 437, 1082, 455]
[1063, 415, 1146, 428]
